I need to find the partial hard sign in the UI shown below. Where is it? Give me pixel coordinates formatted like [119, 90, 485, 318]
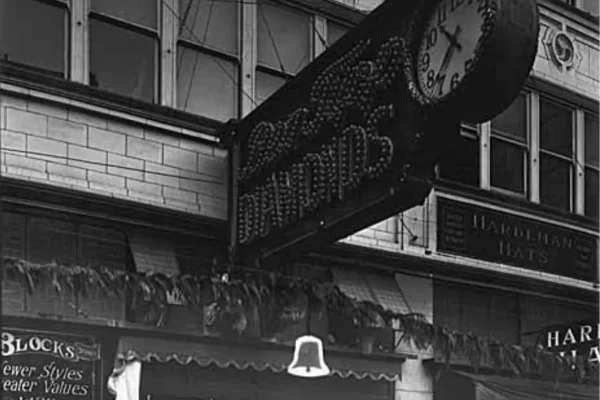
[2, 328, 101, 400]
[231, 0, 539, 263]
[437, 197, 598, 281]
[537, 320, 599, 364]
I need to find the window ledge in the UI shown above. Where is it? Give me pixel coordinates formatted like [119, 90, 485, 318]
[0, 61, 225, 145]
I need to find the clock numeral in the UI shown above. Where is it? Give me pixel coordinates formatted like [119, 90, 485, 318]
[436, 74, 446, 96]
[464, 58, 474, 72]
[421, 53, 431, 72]
[437, 3, 447, 24]
[450, 73, 460, 90]
[426, 28, 438, 50]
[426, 70, 436, 89]
[450, 0, 464, 11]
[477, 0, 488, 14]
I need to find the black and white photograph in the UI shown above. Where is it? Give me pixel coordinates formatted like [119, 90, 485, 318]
[0, 0, 598, 399]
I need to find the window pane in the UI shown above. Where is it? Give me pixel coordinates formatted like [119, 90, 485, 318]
[585, 113, 599, 168]
[0, 0, 65, 75]
[91, 0, 157, 28]
[585, 168, 599, 219]
[27, 217, 77, 265]
[90, 18, 156, 102]
[581, 0, 599, 15]
[256, 71, 286, 105]
[1, 212, 24, 258]
[491, 93, 527, 141]
[179, 0, 238, 55]
[328, 22, 348, 47]
[540, 98, 573, 157]
[491, 138, 525, 193]
[438, 132, 479, 187]
[257, 1, 311, 74]
[80, 225, 127, 270]
[177, 46, 238, 121]
[540, 154, 571, 211]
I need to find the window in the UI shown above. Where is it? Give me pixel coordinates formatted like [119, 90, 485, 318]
[539, 97, 574, 211]
[0, 0, 67, 76]
[89, 0, 158, 102]
[327, 21, 349, 47]
[580, 0, 599, 15]
[177, 0, 239, 121]
[585, 113, 599, 219]
[256, 0, 311, 105]
[491, 93, 528, 194]
[438, 124, 480, 187]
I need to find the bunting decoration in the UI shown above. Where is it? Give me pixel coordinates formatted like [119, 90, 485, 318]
[1, 256, 595, 382]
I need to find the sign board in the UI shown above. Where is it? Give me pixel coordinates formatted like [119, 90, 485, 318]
[2, 328, 101, 400]
[437, 198, 599, 281]
[229, 0, 539, 263]
[536, 320, 599, 364]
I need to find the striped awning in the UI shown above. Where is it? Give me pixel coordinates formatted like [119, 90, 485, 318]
[115, 335, 406, 382]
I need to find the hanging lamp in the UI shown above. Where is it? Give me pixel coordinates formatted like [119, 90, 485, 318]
[287, 293, 330, 378]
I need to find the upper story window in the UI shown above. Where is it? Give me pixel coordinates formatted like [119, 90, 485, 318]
[585, 113, 599, 219]
[0, 0, 68, 77]
[327, 21, 349, 47]
[539, 97, 575, 212]
[177, 0, 240, 121]
[438, 123, 480, 187]
[255, 0, 311, 105]
[490, 93, 528, 195]
[89, 0, 158, 102]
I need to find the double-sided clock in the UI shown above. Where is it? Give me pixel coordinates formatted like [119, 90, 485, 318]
[402, 0, 539, 123]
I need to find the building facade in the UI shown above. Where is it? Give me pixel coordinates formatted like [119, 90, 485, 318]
[1, 0, 598, 400]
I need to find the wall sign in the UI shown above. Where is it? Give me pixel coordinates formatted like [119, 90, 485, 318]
[229, 0, 539, 263]
[437, 198, 598, 281]
[2, 328, 101, 400]
[537, 321, 599, 364]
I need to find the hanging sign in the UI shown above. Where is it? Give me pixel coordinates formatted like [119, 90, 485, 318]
[229, 0, 539, 263]
[536, 320, 599, 364]
[437, 197, 598, 281]
[2, 328, 101, 400]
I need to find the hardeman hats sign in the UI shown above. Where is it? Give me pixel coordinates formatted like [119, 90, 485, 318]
[537, 320, 600, 364]
[2, 328, 101, 400]
[227, 0, 539, 263]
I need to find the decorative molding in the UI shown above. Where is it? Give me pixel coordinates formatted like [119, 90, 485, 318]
[544, 27, 582, 72]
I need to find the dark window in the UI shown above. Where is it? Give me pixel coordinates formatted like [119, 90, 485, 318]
[256, 1, 310, 105]
[585, 113, 599, 219]
[540, 154, 572, 211]
[491, 139, 526, 193]
[328, 21, 349, 47]
[0, 0, 67, 76]
[491, 93, 528, 194]
[438, 127, 480, 187]
[581, 0, 599, 15]
[539, 97, 573, 211]
[257, 0, 311, 74]
[89, 0, 157, 102]
[177, 0, 239, 121]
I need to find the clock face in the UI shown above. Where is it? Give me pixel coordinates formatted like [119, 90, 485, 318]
[417, 0, 488, 100]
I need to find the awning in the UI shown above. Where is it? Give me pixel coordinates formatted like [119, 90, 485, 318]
[435, 370, 599, 400]
[116, 335, 406, 382]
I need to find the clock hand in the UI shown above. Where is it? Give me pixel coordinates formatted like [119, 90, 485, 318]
[440, 24, 463, 51]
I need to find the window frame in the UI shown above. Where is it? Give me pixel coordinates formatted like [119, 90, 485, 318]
[489, 92, 530, 198]
[88, 0, 161, 102]
[583, 111, 599, 219]
[538, 95, 576, 212]
[175, 0, 242, 119]
[0, 0, 71, 79]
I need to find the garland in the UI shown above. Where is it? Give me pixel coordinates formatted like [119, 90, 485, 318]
[1, 256, 595, 382]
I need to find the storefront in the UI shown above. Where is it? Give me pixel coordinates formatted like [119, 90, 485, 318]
[2, 318, 117, 400]
[109, 333, 408, 400]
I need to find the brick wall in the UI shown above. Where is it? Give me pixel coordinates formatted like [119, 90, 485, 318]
[0, 87, 227, 220]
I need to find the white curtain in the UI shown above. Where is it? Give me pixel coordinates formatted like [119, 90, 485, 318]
[107, 360, 142, 400]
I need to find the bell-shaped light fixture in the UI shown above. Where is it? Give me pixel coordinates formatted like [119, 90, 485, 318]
[287, 335, 330, 378]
